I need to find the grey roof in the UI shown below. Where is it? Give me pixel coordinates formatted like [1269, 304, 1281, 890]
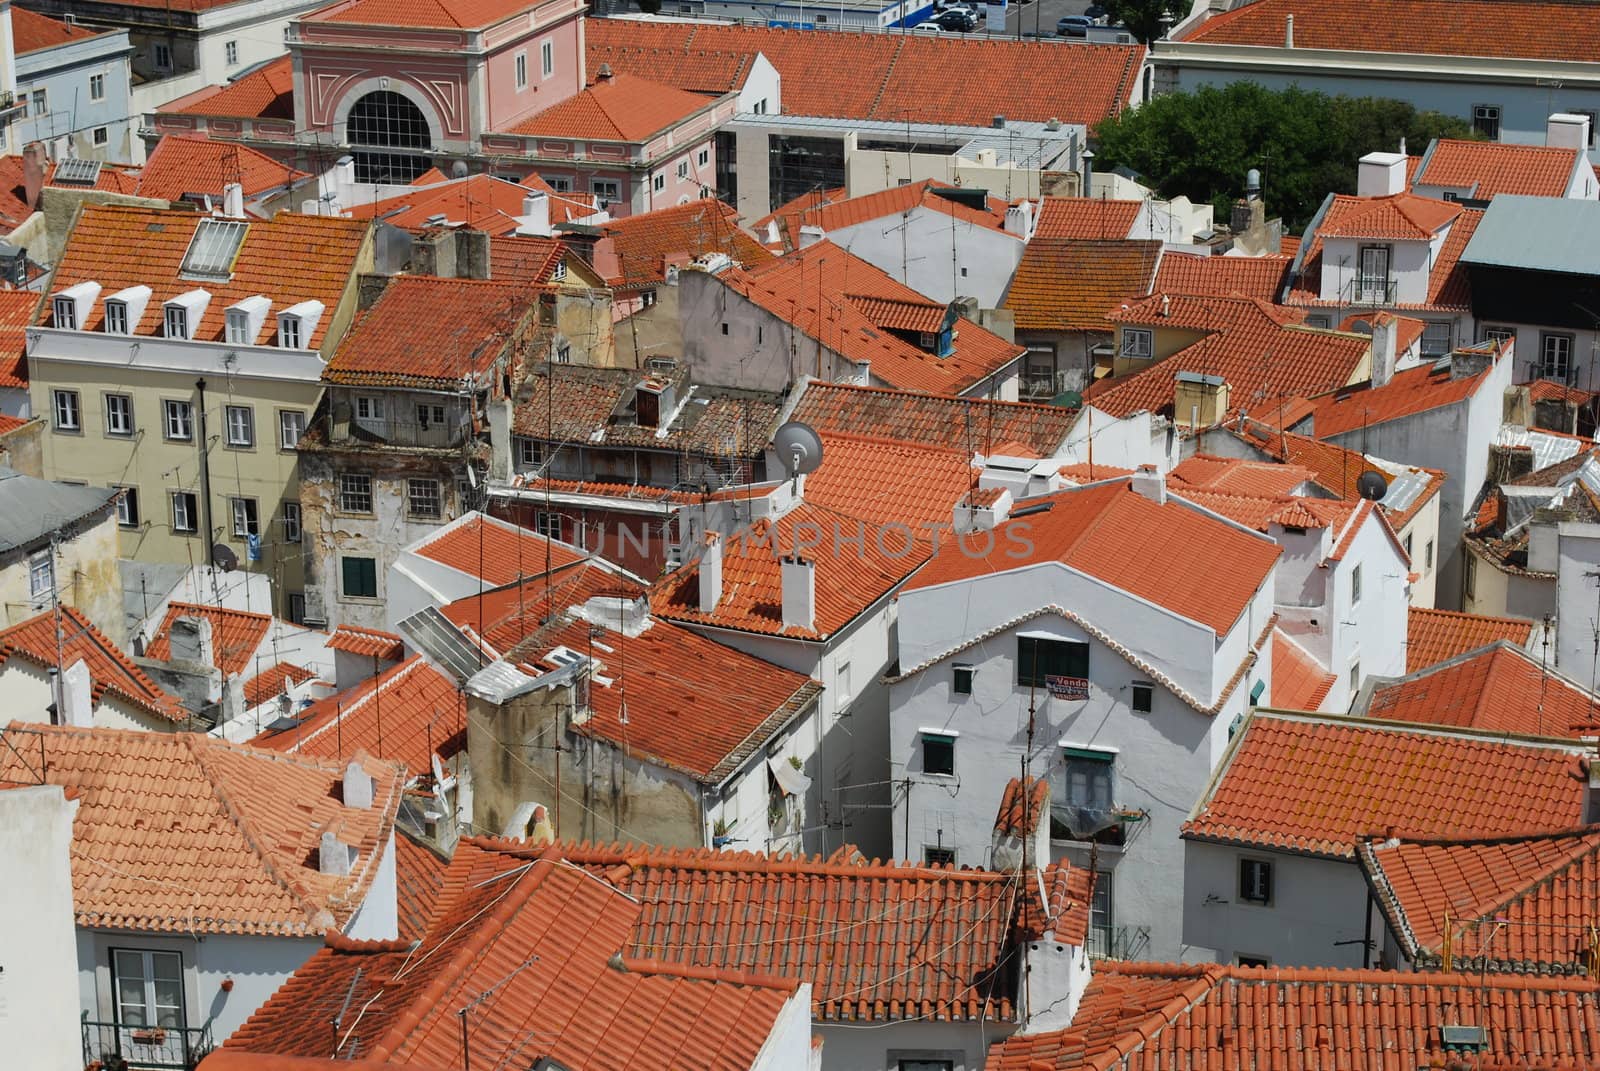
[0, 468, 116, 555]
[730, 112, 1082, 170]
[1461, 195, 1600, 277]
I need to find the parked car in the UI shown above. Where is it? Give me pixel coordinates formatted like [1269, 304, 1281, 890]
[1056, 14, 1091, 34]
[936, 9, 977, 30]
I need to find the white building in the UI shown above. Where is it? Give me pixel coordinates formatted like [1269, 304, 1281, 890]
[886, 468, 1282, 961]
[0, 783, 80, 1069]
[1411, 117, 1600, 202]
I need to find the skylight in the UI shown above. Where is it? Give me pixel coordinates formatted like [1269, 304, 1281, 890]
[53, 158, 103, 186]
[180, 219, 249, 281]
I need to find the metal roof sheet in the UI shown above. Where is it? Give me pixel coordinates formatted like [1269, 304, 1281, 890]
[1462, 195, 1600, 276]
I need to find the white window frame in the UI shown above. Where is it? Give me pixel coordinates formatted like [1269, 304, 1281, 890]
[171, 491, 198, 534]
[1121, 327, 1152, 359]
[53, 389, 80, 431]
[89, 73, 105, 101]
[338, 473, 373, 514]
[30, 88, 46, 117]
[515, 51, 528, 89]
[163, 400, 193, 442]
[1420, 321, 1453, 357]
[224, 404, 253, 447]
[224, 40, 238, 65]
[591, 179, 621, 202]
[105, 393, 133, 436]
[230, 496, 258, 538]
[541, 40, 554, 78]
[92, 127, 107, 147]
[28, 551, 53, 598]
[52, 296, 77, 330]
[164, 305, 188, 340]
[115, 486, 139, 528]
[281, 501, 301, 543]
[355, 396, 384, 421]
[112, 948, 184, 1029]
[279, 315, 302, 349]
[676, 160, 689, 180]
[516, 438, 542, 469]
[104, 301, 129, 335]
[1350, 563, 1362, 606]
[1238, 856, 1273, 906]
[407, 477, 442, 519]
[279, 409, 305, 451]
[1542, 332, 1575, 382]
[535, 510, 563, 540]
[153, 43, 172, 71]
[653, 173, 665, 193]
[697, 148, 709, 167]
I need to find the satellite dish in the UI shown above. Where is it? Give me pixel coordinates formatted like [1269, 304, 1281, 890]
[772, 421, 824, 484]
[1356, 470, 1389, 501]
[450, 160, 470, 179]
[211, 543, 239, 573]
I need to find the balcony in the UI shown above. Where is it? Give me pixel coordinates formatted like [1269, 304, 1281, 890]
[1087, 924, 1151, 961]
[1341, 277, 1398, 306]
[1049, 803, 1148, 847]
[83, 1020, 213, 1070]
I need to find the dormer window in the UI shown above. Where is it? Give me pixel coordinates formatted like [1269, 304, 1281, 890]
[280, 316, 301, 349]
[102, 285, 150, 335]
[277, 299, 324, 350]
[105, 301, 127, 334]
[165, 305, 188, 339]
[53, 295, 77, 329]
[51, 280, 100, 330]
[163, 289, 211, 341]
[224, 295, 270, 345]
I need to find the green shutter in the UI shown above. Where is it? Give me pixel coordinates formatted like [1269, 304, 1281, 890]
[343, 557, 376, 598]
[1250, 679, 1266, 703]
[1061, 746, 1114, 763]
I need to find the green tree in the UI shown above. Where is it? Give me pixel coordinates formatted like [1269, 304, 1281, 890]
[1091, 83, 1477, 231]
[1098, 0, 1189, 46]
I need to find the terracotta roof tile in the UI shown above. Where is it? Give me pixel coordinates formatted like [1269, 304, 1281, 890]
[392, 830, 449, 942]
[1174, 485, 1357, 534]
[1183, 0, 1600, 61]
[488, 234, 567, 283]
[240, 661, 315, 709]
[0, 722, 403, 935]
[327, 624, 405, 660]
[345, 173, 596, 233]
[309, 0, 538, 29]
[1318, 191, 1461, 240]
[1366, 641, 1600, 737]
[1289, 201, 1480, 311]
[323, 276, 533, 389]
[44, 205, 369, 349]
[584, 41, 755, 94]
[411, 514, 588, 587]
[790, 381, 1078, 455]
[1415, 138, 1583, 199]
[145, 601, 272, 678]
[988, 961, 1600, 1070]
[597, 198, 771, 288]
[0, 288, 36, 389]
[1233, 421, 1447, 530]
[908, 481, 1281, 636]
[512, 72, 716, 142]
[1003, 238, 1162, 332]
[0, 606, 185, 722]
[1170, 453, 1317, 496]
[1033, 197, 1141, 239]
[1151, 251, 1292, 300]
[12, 6, 101, 52]
[1407, 606, 1536, 672]
[1270, 628, 1336, 711]
[995, 775, 1050, 838]
[1185, 711, 1589, 859]
[162, 56, 294, 119]
[222, 840, 797, 1067]
[1308, 344, 1505, 437]
[138, 135, 310, 202]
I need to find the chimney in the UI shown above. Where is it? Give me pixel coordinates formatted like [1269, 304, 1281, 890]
[1004, 200, 1035, 241]
[595, 62, 614, 82]
[1284, 13, 1294, 46]
[1357, 151, 1407, 197]
[698, 532, 724, 612]
[343, 760, 374, 809]
[318, 830, 353, 876]
[519, 191, 551, 237]
[60, 658, 93, 727]
[1131, 464, 1167, 505]
[1547, 112, 1592, 152]
[1160, 293, 1171, 318]
[797, 224, 826, 249]
[781, 555, 815, 632]
[992, 114, 1006, 129]
[22, 141, 47, 209]
[1451, 347, 1493, 381]
[222, 182, 245, 219]
[1370, 313, 1398, 388]
[167, 615, 215, 668]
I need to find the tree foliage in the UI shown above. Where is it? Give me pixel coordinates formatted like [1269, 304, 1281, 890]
[1091, 83, 1478, 230]
[1098, 0, 1189, 46]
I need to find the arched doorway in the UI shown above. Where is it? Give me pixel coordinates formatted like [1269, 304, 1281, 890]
[346, 90, 432, 184]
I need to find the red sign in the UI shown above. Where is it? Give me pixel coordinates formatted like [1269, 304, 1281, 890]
[1046, 675, 1089, 700]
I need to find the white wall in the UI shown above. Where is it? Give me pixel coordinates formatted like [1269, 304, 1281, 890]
[816, 1018, 1008, 1071]
[343, 831, 397, 941]
[0, 785, 80, 1071]
[828, 205, 1025, 307]
[1399, 492, 1443, 609]
[1555, 522, 1600, 684]
[1319, 236, 1434, 306]
[1325, 514, 1410, 707]
[750, 983, 814, 1071]
[1053, 407, 1177, 474]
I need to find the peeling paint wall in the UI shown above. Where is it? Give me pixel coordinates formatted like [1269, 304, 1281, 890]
[0, 504, 125, 646]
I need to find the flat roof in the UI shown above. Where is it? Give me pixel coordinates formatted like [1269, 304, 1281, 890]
[731, 112, 1082, 168]
[1461, 194, 1600, 277]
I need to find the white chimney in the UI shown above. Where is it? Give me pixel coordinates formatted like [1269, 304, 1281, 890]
[60, 658, 93, 727]
[1004, 200, 1036, 241]
[343, 760, 374, 809]
[222, 182, 245, 219]
[318, 830, 353, 876]
[1370, 313, 1398, 388]
[1548, 113, 1592, 152]
[518, 191, 552, 236]
[1284, 13, 1293, 46]
[1131, 465, 1167, 505]
[797, 224, 826, 250]
[1357, 152, 1407, 197]
[698, 532, 724, 612]
[781, 555, 815, 632]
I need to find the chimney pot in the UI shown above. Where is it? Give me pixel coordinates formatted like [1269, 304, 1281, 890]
[698, 532, 724, 613]
[1131, 466, 1167, 506]
[781, 555, 815, 632]
[319, 831, 353, 876]
[1284, 13, 1294, 46]
[343, 760, 374, 809]
[596, 62, 614, 81]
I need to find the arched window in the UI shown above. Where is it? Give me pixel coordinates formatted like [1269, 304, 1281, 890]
[346, 90, 432, 184]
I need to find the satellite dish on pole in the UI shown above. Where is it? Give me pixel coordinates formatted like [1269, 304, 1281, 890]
[1356, 470, 1389, 501]
[772, 421, 824, 488]
[211, 543, 239, 573]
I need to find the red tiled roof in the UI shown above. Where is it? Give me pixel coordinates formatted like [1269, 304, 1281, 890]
[1151, 251, 1292, 301]
[561, 840, 1093, 1021]
[908, 481, 1281, 636]
[0, 288, 36, 389]
[345, 173, 595, 234]
[1182, 0, 1600, 62]
[1289, 201, 1481, 311]
[162, 56, 294, 120]
[222, 839, 798, 1067]
[598, 198, 771, 288]
[1170, 453, 1317, 497]
[759, 180, 1013, 252]
[327, 624, 404, 661]
[1280, 234, 1301, 256]
[0, 414, 29, 434]
[324, 276, 532, 389]
[1309, 344, 1503, 437]
[488, 234, 567, 283]
[45, 205, 369, 348]
[12, 6, 100, 52]
[255, 654, 465, 779]
[584, 20, 1144, 127]
[1407, 606, 1536, 672]
[393, 830, 449, 943]
[1003, 238, 1162, 332]
[45, 159, 140, 195]
[585, 41, 756, 94]
[145, 602, 271, 679]
[995, 775, 1050, 838]
[309, 0, 538, 29]
[1270, 628, 1336, 711]
[987, 961, 1600, 1070]
[1318, 191, 1461, 240]
[0, 155, 30, 229]
[1175, 485, 1357, 534]
[1185, 711, 1589, 859]
[788, 381, 1077, 456]
[241, 661, 314, 709]
[1366, 641, 1600, 737]
[137, 135, 310, 202]
[1033, 197, 1141, 239]
[411, 515, 588, 587]
[1414, 138, 1582, 199]
[513, 72, 716, 142]
[1529, 379, 1598, 405]
[1058, 462, 1134, 483]
[0, 722, 403, 936]
[0, 607, 184, 722]
[1232, 420, 1446, 530]
[1360, 828, 1600, 971]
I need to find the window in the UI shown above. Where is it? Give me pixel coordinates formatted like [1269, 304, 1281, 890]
[551, 259, 567, 282]
[653, 174, 665, 193]
[1306, 314, 1331, 328]
[30, 89, 46, 116]
[952, 663, 974, 696]
[1088, 870, 1114, 956]
[113, 949, 183, 1029]
[1349, 659, 1361, 693]
[1239, 858, 1273, 905]
[163, 400, 193, 441]
[407, 478, 442, 519]
[515, 52, 528, 88]
[164, 305, 188, 339]
[516, 438, 542, 469]
[1465, 552, 1477, 599]
[230, 497, 258, 537]
[153, 43, 172, 71]
[171, 492, 198, 534]
[355, 396, 384, 421]
[180, 219, 247, 281]
[1403, 533, 1413, 561]
[28, 551, 53, 598]
[338, 473, 372, 514]
[287, 592, 306, 624]
[1420, 321, 1453, 357]
[1357, 245, 1390, 302]
[225, 405, 254, 447]
[89, 73, 105, 101]
[224, 40, 238, 65]
[104, 300, 129, 334]
[53, 390, 80, 431]
[1058, 748, 1114, 810]
[281, 501, 301, 543]
[115, 487, 139, 528]
[105, 394, 133, 436]
[1131, 681, 1153, 714]
[1541, 332, 1575, 381]
[53, 295, 78, 330]
[1480, 324, 1515, 345]
[1350, 563, 1362, 605]
[1016, 635, 1089, 687]
[922, 846, 956, 866]
[698, 148, 709, 167]
[897, 1061, 954, 1071]
[416, 403, 446, 429]
[347, 90, 433, 184]
[1575, 110, 1599, 149]
[1425, 539, 1434, 571]
[541, 40, 554, 78]
[640, 290, 657, 309]
[1120, 327, 1152, 359]
[677, 160, 689, 180]
[342, 556, 378, 599]
[921, 731, 955, 776]
[1237, 954, 1272, 968]
[1473, 104, 1502, 140]
[535, 510, 562, 540]
[555, 342, 571, 363]
[279, 410, 305, 450]
[92, 127, 107, 147]
[279, 314, 302, 349]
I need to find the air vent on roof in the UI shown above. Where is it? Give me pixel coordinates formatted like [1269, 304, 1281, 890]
[53, 158, 102, 186]
[180, 218, 249, 281]
[1440, 1025, 1486, 1051]
[1009, 500, 1055, 519]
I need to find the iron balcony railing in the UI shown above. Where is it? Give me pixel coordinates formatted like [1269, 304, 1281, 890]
[1087, 924, 1151, 961]
[82, 1019, 213, 1071]
[1342, 277, 1398, 306]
